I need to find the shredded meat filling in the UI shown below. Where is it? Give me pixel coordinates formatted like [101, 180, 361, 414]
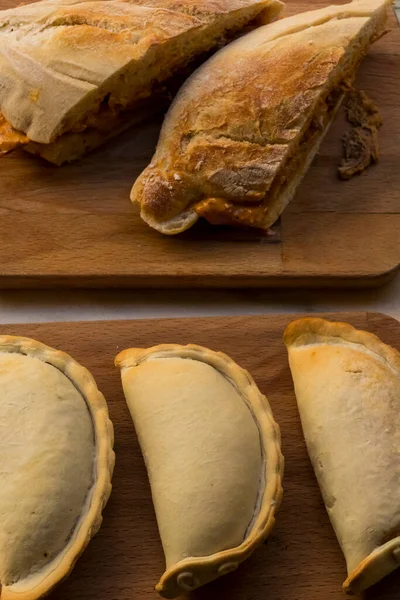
[0, 113, 28, 154]
[338, 89, 382, 180]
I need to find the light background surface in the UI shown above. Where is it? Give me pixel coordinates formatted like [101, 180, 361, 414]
[0, 275, 398, 325]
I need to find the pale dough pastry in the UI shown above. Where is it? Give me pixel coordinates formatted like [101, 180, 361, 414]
[115, 343, 283, 598]
[284, 318, 400, 594]
[0, 335, 114, 600]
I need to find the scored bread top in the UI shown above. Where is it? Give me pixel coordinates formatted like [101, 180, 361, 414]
[0, 0, 279, 144]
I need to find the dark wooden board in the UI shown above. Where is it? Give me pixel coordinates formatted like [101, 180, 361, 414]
[1, 312, 399, 599]
[0, 1, 399, 289]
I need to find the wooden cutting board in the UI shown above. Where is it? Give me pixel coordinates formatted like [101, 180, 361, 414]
[1, 311, 399, 600]
[1, 1, 399, 289]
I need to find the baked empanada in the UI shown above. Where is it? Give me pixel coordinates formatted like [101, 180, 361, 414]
[284, 318, 400, 594]
[115, 343, 283, 598]
[132, 0, 390, 234]
[0, 336, 114, 600]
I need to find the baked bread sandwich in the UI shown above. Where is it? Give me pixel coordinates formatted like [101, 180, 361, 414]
[0, 0, 283, 165]
[132, 0, 391, 234]
[0, 335, 114, 600]
[284, 318, 400, 594]
[115, 343, 283, 598]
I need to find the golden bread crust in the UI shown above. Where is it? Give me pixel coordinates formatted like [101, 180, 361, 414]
[284, 317, 400, 371]
[0, 0, 280, 145]
[132, 0, 390, 234]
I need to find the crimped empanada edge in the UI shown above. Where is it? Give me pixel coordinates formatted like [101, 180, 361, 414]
[343, 537, 400, 594]
[115, 343, 284, 599]
[0, 335, 115, 600]
[283, 317, 400, 593]
[283, 317, 400, 375]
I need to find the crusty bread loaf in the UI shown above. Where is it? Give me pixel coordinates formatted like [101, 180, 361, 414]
[132, 0, 391, 234]
[0, 0, 284, 156]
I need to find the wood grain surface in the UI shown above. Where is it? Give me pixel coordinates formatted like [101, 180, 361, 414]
[0, 0, 399, 289]
[1, 311, 399, 600]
